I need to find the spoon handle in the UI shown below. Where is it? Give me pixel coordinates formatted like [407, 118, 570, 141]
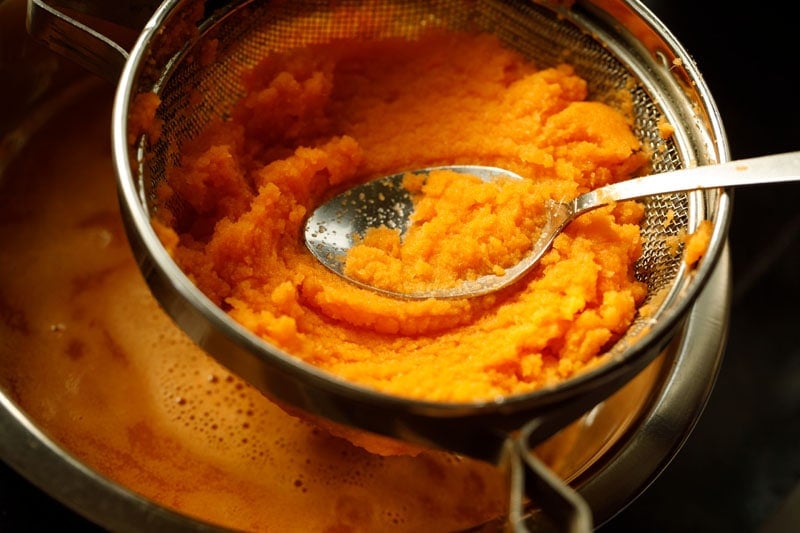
[574, 151, 800, 214]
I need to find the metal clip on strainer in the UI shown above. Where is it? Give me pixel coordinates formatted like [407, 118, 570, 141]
[27, 0, 734, 530]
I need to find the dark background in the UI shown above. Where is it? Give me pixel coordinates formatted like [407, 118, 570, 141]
[1, 1, 798, 531]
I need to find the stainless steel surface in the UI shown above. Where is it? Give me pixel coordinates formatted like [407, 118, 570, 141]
[6, 0, 742, 529]
[26, 0, 161, 81]
[3, 0, 797, 530]
[304, 155, 800, 299]
[21, 0, 734, 529]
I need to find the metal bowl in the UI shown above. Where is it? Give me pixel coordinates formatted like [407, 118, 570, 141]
[0, 0, 729, 530]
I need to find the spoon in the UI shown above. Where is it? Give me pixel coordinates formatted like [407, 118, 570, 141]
[304, 152, 800, 299]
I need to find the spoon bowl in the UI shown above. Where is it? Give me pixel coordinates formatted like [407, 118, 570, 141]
[305, 152, 800, 299]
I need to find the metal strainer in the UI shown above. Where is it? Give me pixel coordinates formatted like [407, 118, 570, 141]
[28, 0, 729, 530]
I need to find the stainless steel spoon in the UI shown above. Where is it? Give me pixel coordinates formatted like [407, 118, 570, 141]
[304, 152, 800, 299]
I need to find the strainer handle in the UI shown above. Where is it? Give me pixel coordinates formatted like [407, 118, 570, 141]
[499, 330, 675, 532]
[504, 432, 593, 533]
[26, 0, 162, 81]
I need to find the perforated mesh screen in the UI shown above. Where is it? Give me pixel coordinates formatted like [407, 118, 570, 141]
[134, 0, 713, 362]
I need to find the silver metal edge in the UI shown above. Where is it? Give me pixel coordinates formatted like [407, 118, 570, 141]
[581, 243, 731, 526]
